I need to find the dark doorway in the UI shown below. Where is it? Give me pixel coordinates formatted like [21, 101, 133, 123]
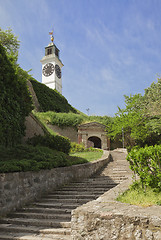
[88, 136, 101, 149]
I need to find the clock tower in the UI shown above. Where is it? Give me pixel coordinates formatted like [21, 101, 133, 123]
[40, 31, 63, 94]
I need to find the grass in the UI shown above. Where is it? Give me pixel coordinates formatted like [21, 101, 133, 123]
[116, 181, 161, 207]
[70, 150, 103, 162]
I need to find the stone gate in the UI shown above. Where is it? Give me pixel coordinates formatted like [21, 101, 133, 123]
[78, 122, 110, 150]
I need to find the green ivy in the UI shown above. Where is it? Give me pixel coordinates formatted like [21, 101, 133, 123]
[0, 44, 33, 147]
[30, 79, 77, 113]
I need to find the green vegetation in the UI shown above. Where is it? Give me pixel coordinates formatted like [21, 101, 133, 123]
[111, 79, 161, 205]
[70, 142, 86, 153]
[127, 145, 161, 191]
[0, 40, 33, 147]
[0, 27, 20, 63]
[108, 79, 161, 149]
[34, 111, 112, 130]
[0, 145, 89, 173]
[117, 181, 161, 207]
[35, 111, 85, 128]
[30, 79, 78, 113]
[70, 142, 103, 162]
[70, 150, 103, 162]
[27, 134, 71, 155]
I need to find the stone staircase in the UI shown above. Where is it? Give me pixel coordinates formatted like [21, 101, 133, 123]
[0, 149, 131, 240]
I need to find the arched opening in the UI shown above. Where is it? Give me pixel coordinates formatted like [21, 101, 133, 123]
[88, 136, 102, 149]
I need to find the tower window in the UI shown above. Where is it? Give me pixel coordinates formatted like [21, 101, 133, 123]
[47, 48, 52, 55]
[55, 47, 59, 57]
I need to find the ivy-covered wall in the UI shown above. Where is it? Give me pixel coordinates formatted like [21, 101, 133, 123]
[30, 79, 78, 113]
[0, 44, 33, 147]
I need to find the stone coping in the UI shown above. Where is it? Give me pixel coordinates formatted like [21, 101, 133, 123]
[84, 177, 161, 220]
[71, 176, 161, 239]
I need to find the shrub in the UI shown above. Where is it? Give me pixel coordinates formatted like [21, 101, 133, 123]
[127, 145, 161, 191]
[0, 144, 88, 173]
[70, 142, 103, 154]
[27, 134, 71, 154]
[70, 142, 86, 153]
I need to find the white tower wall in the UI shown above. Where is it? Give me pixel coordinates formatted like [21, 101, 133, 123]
[40, 40, 63, 94]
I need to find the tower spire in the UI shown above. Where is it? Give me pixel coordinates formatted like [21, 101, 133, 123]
[49, 30, 54, 43]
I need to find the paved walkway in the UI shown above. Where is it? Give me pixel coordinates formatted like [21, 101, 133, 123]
[0, 149, 131, 240]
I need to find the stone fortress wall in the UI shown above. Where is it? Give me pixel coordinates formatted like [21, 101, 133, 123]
[47, 124, 78, 143]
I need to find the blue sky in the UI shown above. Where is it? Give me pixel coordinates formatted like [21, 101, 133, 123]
[1, 0, 161, 116]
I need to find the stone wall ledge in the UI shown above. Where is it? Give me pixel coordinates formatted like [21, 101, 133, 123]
[71, 176, 161, 240]
[0, 150, 110, 217]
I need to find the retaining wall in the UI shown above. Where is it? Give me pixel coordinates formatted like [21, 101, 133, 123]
[71, 177, 161, 240]
[0, 151, 110, 217]
[47, 124, 78, 143]
[22, 113, 46, 143]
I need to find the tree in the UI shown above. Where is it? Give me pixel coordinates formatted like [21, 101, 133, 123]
[143, 79, 161, 117]
[0, 27, 20, 62]
[108, 79, 161, 149]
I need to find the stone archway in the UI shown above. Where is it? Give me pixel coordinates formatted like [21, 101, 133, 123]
[78, 122, 110, 150]
[88, 136, 101, 149]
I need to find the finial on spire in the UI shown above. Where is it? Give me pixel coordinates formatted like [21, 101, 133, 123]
[49, 30, 54, 43]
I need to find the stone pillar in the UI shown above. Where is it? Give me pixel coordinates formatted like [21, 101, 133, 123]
[78, 134, 82, 144]
[101, 135, 108, 150]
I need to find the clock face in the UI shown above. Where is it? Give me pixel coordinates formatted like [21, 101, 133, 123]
[43, 63, 54, 77]
[55, 64, 61, 79]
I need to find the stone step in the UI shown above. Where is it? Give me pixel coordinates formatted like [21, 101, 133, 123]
[0, 218, 71, 228]
[45, 194, 97, 199]
[75, 179, 118, 184]
[96, 175, 128, 179]
[58, 187, 111, 192]
[19, 207, 72, 214]
[0, 232, 71, 240]
[9, 212, 71, 221]
[39, 198, 93, 204]
[65, 183, 117, 188]
[34, 202, 80, 209]
[51, 190, 105, 196]
[0, 224, 71, 235]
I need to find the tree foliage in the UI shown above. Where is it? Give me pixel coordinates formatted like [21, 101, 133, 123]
[108, 79, 161, 149]
[0, 27, 20, 62]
